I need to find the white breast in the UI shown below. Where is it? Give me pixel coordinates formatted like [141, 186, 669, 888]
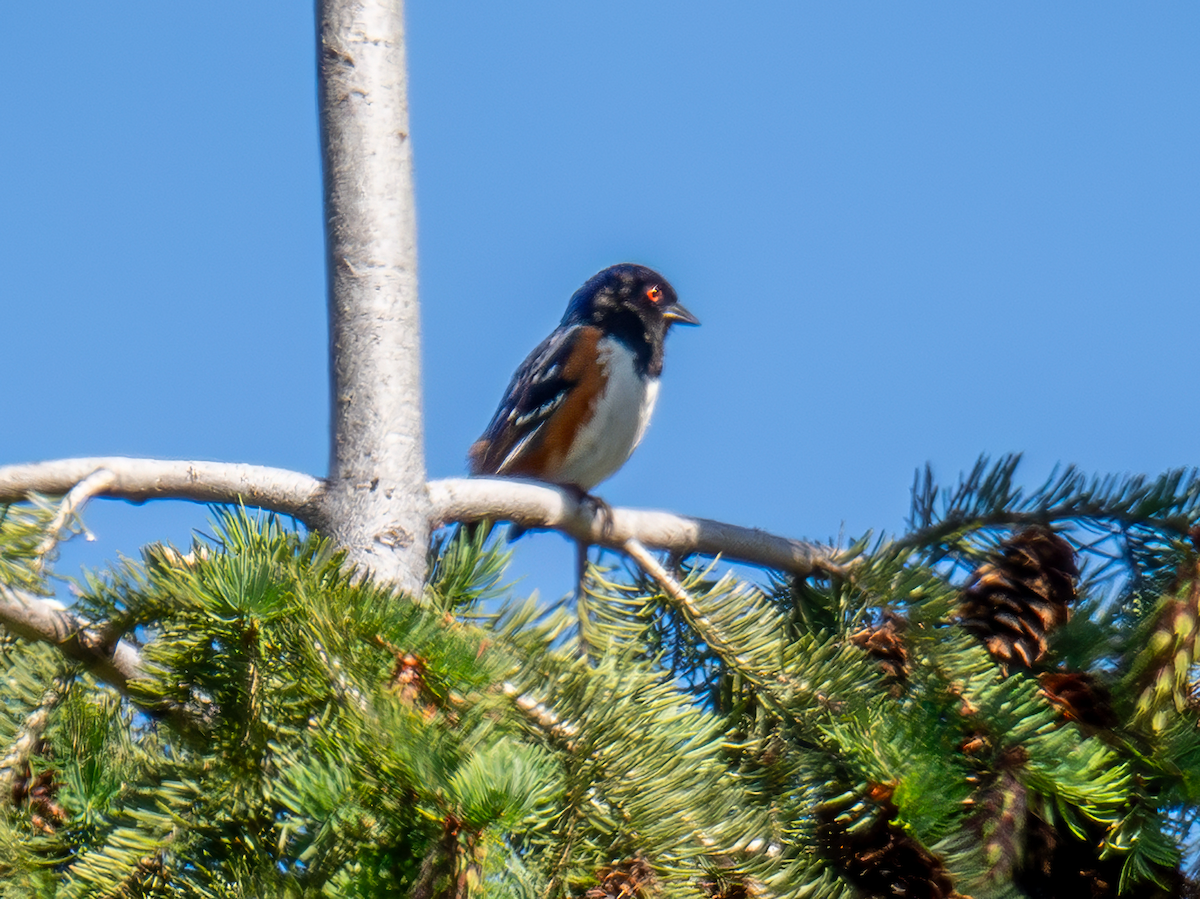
[557, 336, 659, 491]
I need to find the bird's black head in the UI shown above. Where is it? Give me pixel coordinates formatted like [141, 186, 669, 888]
[561, 264, 698, 376]
[562, 265, 698, 374]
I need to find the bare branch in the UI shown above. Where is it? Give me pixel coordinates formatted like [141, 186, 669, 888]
[0, 459, 843, 578]
[0, 583, 144, 692]
[0, 458, 324, 520]
[622, 537, 743, 667]
[35, 468, 117, 563]
[429, 478, 847, 578]
[501, 681, 579, 747]
[622, 537, 697, 609]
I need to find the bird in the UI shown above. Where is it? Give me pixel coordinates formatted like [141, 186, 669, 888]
[468, 263, 699, 504]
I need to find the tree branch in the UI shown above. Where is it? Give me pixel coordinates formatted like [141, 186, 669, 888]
[0, 458, 324, 519]
[0, 459, 843, 578]
[622, 537, 697, 608]
[0, 583, 144, 692]
[428, 478, 846, 578]
[34, 468, 117, 564]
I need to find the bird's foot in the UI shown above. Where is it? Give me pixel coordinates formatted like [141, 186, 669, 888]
[568, 488, 614, 539]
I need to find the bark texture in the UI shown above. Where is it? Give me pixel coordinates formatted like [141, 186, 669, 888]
[317, 0, 429, 593]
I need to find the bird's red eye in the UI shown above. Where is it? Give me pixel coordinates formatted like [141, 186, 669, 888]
[647, 286, 663, 303]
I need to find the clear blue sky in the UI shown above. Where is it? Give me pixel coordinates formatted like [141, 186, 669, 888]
[4, 3, 1198, 600]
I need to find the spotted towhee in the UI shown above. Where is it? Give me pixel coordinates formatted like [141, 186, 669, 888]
[469, 263, 698, 498]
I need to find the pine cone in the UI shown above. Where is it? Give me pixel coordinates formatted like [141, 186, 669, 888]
[849, 611, 910, 690]
[817, 783, 956, 899]
[585, 857, 655, 899]
[959, 528, 1077, 670]
[1038, 672, 1117, 730]
[1018, 815, 1122, 899]
[1018, 812, 1193, 899]
[10, 763, 65, 834]
[387, 651, 445, 721]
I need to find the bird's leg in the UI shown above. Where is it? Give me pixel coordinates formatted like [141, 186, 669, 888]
[575, 538, 589, 600]
[664, 549, 686, 579]
[574, 537, 595, 660]
[565, 486, 611, 612]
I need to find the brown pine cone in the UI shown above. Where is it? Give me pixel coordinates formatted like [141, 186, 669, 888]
[959, 528, 1078, 671]
[1037, 671, 1117, 730]
[817, 783, 956, 899]
[585, 857, 655, 899]
[849, 611, 911, 690]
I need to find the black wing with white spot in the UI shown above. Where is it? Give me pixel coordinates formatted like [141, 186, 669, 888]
[468, 324, 585, 475]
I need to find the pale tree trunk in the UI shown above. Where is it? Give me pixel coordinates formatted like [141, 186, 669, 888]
[0, 0, 848, 674]
[315, 0, 429, 593]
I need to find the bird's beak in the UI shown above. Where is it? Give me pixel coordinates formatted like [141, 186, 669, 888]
[663, 303, 700, 326]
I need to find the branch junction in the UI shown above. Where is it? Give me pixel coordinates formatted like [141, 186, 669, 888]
[0, 457, 845, 577]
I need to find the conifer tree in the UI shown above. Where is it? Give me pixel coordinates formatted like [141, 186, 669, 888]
[6, 459, 1200, 896]
[4, 3, 1200, 898]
